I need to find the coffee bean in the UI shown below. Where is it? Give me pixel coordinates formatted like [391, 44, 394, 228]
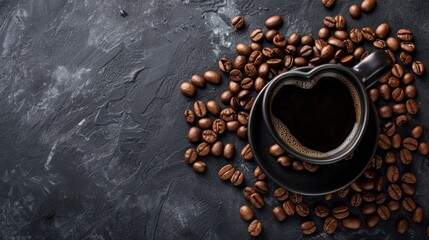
[283, 200, 296, 216]
[303, 162, 319, 173]
[220, 108, 237, 122]
[319, 216, 337, 235]
[196, 142, 210, 156]
[184, 148, 198, 164]
[373, 39, 387, 49]
[253, 166, 266, 181]
[388, 200, 400, 211]
[375, 193, 387, 205]
[269, 144, 284, 157]
[349, 4, 361, 18]
[318, 27, 330, 39]
[412, 207, 424, 223]
[231, 170, 244, 186]
[194, 100, 207, 118]
[362, 191, 376, 202]
[190, 74, 205, 88]
[400, 173, 416, 185]
[300, 221, 316, 235]
[323, 16, 336, 28]
[333, 206, 349, 219]
[353, 47, 365, 61]
[229, 70, 242, 83]
[276, 155, 292, 167]
[187, 127, 201, 143]
[391, 64, 404, 78]
[248, 219, 262, 237]
[231, 15, 245, 29]
[378, 134, 391, 149]
[192, 161, 206, 173]
[273, 34, 286, 48]
[334, 15, 346, 29]
[239, 144, 253, 161]
[223, 143, 235, 160]
[361, 0, 376, 12]
[388, 76, 400, 88]
[419, 142, 429, 155]
[198, 118, 213, 129]
[399, 148, 412, 164]
[299, 35, 313, 45]
[396, 115, 410, 126]
[314, 204, 329, 218]
[254, 77, 266, 92]
[295, 202, 309, 217]
[403, 137, 418, 151]
[210, 141, 223, 157]
[379, 84, 391, 100]
[396, 218, 409, 235]
[218, 57, 232, 74]
[328, 37, 345, 49]
[386, 37, 400, 52]
[366, 214, 381, 228]
[399, 42, 416, 54]
[239, 205, 254, 222]
[264, 29, 278, 42]
[371, 155, 383, 169]
[392, 88, 404, 102]
[321, 45, 335, 60]
[226, 120, 240, 132]
[243, 187, 256, 200]
[388, 184, 402, 200]
[400, 52, 412, 65]
[323, 194, 333, 201]
[361, 51, 370, 61]
[272, 206, 287, 222]
[391, 133, 402, 149]
[386, 165, 400, 183]
[392, 103, 406, 115]
[361, 180, 374, 191]
[266, 58, 283, 68]
[335, 48, 345, 61]
[412, 60, 425, 75]
[401, 182, 416, 196]
[336, 187, 350, 198]
[362, 27, 375, 41]
[248, 51, 264, 66]
[404, 85, 417, 98]
[292, 160, 304, 171]
[265, 15, 283, 29]
[180, 82, 197, 97]
[333, 30, 348, 41]
[218, 164, 234, 181]
[250, 42, 262, 51]
[249, 192, 265, 209]
[294, 57, 307, 67]
[382, 122, 396, 137]
[212, 119, 226, 135]
[184, 109, 195, 124]
[402, 197, 416, 212]
[378, 106, 392, 119]
[273, 188, 289, 201]
[361, 203, 377, 215]
[233, 55, 247, 70]
[236, 125, 248, 139]
[300, 45, 313, 57]
[236, 43, 252, 57]
[250, 29, 264, 42]
[322, 0, 335, 8]
[342, 216, 361, 229]
[287, 33, 301, 46]
[385, 49, 396, 63]
[397, 28, 413, 41]
[220, 90, 233, 104]
[410, 126, 424, 140]
[203, 70, 222, 85]
[254, 181, 268, 194]
[349, 29, 363, 44]
[376, 205, 390, 220]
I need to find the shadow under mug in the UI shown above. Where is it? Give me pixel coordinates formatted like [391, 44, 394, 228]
[262, 50, 393, 165]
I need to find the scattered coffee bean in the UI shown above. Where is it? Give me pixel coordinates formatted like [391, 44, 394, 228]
[404, 85, 417, 98]
[351, 193, 363, 207]
[203, 70, 222, 85]
[196, 142, 210, 156]
[397, 28, 413, 41]
[402, 197, 416, 212]
[386, 165, 399, 182]
[187, 127, 201, 143]
[226, 120, 240, 132]
[198, 118, 212, 129]
[243, 187, 256, 200]
[378, 106, 392, 119]
[401, 182, 416, 196]
[184, 109, 195, 124]
[272, 206, 287, 222]
[375, 193, 387, 205]
[412, 207, 424, 223]
[231, 16, 245, 29]
[412, 60, 425, 75]
[180, 82, 197, 97]
[236, 125, 248, 139]
[366, 214, 381, 228]
[396, 115, 410, 126]
[362, 27, 375, 41]
[396, 218, 409, 235]
[400, 51, 412, 65]
[220, 108, 237, 122]
[254, 166, 266, 180]
[384, 151, 397, 164]
[361, 203, 377, 215]
[211, 141, 223, 157]
[400, 148, 413, 164]
[391, 133, 402, 149]
[373, 39, 386, 49]
[333, 206, 350, 219]
[379, 84, 391, 100]
[254, 181, 268, 194]
[202, 129, 217, 143]
[388, 200, 400, 211]
[192, 161, 206, 173]
[223, 143, 235, 160]
[184, 148, 198, 164]
[212, 119, 226, 135]
[392, 88, 404, 102]
[349, 5, 361, 18]
[377, 205, 390, 220]
[236, 43, 252, 57]
[388, 184, 402, 200]
[283, 200, 296, 216]
[392, 103, 406, 115]
[248, 219, 262, 237]
[301, 221, 317, 235]
[342, 216, 361, 229]
[249, 192, 265, 208]
[265, 15, 283, 29]
[218, 164, 234, 180]
[378, 134, 391, 149]
[419, 142, 429, 155]
[314, 204, 329, 218]
[323, 16, 336, 28]
[239, 205, 254, 221]
[403, 137, 418, 151]
[296, 202, 310, 217]
[231, 170, 244, 186]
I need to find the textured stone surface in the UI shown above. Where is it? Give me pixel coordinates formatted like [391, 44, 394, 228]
[0, 0, 428, 239]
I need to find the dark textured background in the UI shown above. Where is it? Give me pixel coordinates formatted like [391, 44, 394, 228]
[1, 0, 429, 239]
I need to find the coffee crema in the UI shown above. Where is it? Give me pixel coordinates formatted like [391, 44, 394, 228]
[270, 71, 362, 158]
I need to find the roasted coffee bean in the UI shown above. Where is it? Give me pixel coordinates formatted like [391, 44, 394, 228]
[337, 187, 350, 198]
[411, 125, 424, 139]
[223, 143, 235, 160]
[196, 142, 210, 156]
[220, 90, 233, 104]
[220, 108, 237, 122]
[236, 125, 248, 139]
[392, 103, 406, 115]
[290, 193, 303, 204]
[321, 217, 337, 234]
[218, 57, 232, 73]
[385, 49, 396, 63]
[292, 160, 304, 171]
[239, 205, 254, 222]
[180, 82, 197, 97]
[402, 172, 417, 184]
[265, 15, 283, 29]
[250, 29, 264, 42]
[274, 188, 289, 201]
[184, 109, 195, 124]
[412, 60, 425, 75]
[249, 192, 265, 208]
[373, 39, 386, 49]
[254, 166, 266, 180]
[294, 57, 307, 67]
[226, 120, 240, 132]
[184, 148, 198, 164]
[284, 45, 297, 56]
[350, 28, 363, 44]
[404, 85, 417, 98]
[206, 100, 221, 116]
[328, 37, 345, 48]
[383, 122, 396, 137]
[397, 28, 413, 41]
[300, 45, 313, 57]
[231, 16, 244, 29]
[403, 137, 418, 151]
[248, 219, 262, 237]
[187, 127, 201, 143]
[321, 45, 335, 60]
[322, 0, 335, 8]
[204, 70, 222, 85]
[401, 183, 416, 196]
[192, 161, 206, 173]
[375, 193, 387, 205]
[361, 0, 376, 12]
[400, 52, 412, 65]
[377, 205, 390, 220]
[233, 55, 247, 70]
[301, 221, 316, 235]
[362, 191, 376, 202]
[211, 141, 224, 157]
[391, 64, 404, 78]
[295, 202, 310, 217]
[218, 164, 235, 180]
[198, 118, 213, 129]
[323, 16, 336, 28]
[412, 207, 424, 223]
[237, 90, 250, 101]
[386, 37, 400, 53]
[229, 80, 240, 93]
[229, 96, 239, 109]
[250, 42, 262, 52]
[350, 181, 363, 192]
[318, 27, 330, 39]
[419, 142, 429, 155]
[400, 42, 416, 53]
[212, 119, 226, 135]
[191, 74, 206, 88]
[273, 34, 286, 47]
[314, 204, 329, 218]
[236, 43, 252, 57]
[362, 27, 375, 41]
[334, 49, 345, 60]
[367, 88, 379, 102]
[396, 115, 410, 126]
[378, 106, 392, 119]
[237, 112, 249, 126]
[388, 76, 400, 88]
[266, 58, 283, 67]
[287, 33, 302, 46]
[315, 39, 327, 51]
[269, 144, 285, 157]
[272, 206, 287, 222]
[349, 4, 361, 18]
[244, 63, 258, 79]
[392, 88, 404, 102]
[344, 39, 354, 54]
[342, 216, 361, 229]
[333, 30, 347, 41]
[361, 180, 374, 191]
[361, 51, 370, 61]
[350, 193, 362, 207]
[248, 51, 264, 66]
[254, 77, 266, 92]
[333, 206, 349, 219]
[371, 155, 383, 169]
[323, 194, 333, 201]
[375, 23, 390, 39]
[402, 197, 416, 212]
[334, 15, 345, 29]
[301, 35, 314, 45]
[303, 162, 319, 173]
[353, 47, 365, 61]
[378, 134, 391, 149]
[379, 71, 393, 84]
[194, 100, 207, 117]
[391, 133, 402, 149]
[254, 181, 268, 194]
[386, 165, 399, 183]
[264, 29, 278, 42]
[366, 214, 381, 228]
[388, 200, 400, 211]
[231, 170, 244, 186]
[400, 148, 413, 164]
[379, 84, 391, 100]
[388, 184, 402, 200]
[243, 187, 256, 200]
[361, 203, 377, 215]
[396, 219, 409, 235]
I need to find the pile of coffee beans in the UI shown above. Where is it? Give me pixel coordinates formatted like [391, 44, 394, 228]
[179, 0, 428, 237]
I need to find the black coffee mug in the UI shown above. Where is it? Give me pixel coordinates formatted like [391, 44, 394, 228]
[262, 50, 393, 165]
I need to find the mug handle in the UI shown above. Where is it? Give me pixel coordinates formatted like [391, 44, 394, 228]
[352, 50, 394, 89]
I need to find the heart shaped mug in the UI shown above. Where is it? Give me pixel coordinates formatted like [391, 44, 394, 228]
[262, 50, 393, 165]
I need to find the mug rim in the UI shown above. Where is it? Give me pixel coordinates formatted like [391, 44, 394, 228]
[261, 64, 370, 165]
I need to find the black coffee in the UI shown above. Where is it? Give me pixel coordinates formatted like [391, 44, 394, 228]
[272, 77, 357, 152]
